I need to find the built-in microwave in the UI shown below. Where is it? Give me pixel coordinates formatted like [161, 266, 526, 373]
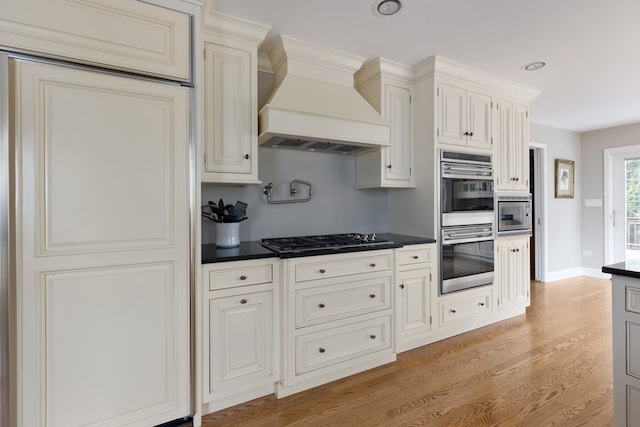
[496, 193, 532, 236]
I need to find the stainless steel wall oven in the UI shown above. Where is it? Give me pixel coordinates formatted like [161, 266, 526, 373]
[441, 224, 495, 294]
[440, 150, 495, 294]
[441, 150, 494, 226]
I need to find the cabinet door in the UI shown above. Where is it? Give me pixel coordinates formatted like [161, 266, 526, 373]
[467, 90, 493, 150]
[512, 102, 530, 190]
[209, 290, 273, 391]
[496, 238, 530, 309]
[437, 83, 466, 146]
[11, 58, 190, 427]
[384, 84, 413, 183]
[0, 0, 190, 80]
[397, 267, 431, 337]
[203, 41, 257, 182]
[495, 101, 514, 190]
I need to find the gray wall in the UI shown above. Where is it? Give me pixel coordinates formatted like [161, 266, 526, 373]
[530, 123, 582, 275]
[580, 122, 640, 269]
[201, 149, 388, 243]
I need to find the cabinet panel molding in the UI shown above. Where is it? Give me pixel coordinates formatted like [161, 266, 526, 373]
[0, 0, 191, 80]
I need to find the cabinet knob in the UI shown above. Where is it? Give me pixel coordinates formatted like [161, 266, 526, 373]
[478, 302, 485, 306]
[240, 275, 247, 280]
[319, 269, 326, 274]
[463, 131, 470, 136]
[370, 263, 376, 268]
[450, 309, 457, 313]
[370, 334, 376, 339]
[387, 164, 392, 169]
[244, 154, 250, 160]
[369, 294, 376, 299]
[240, 299, 247, 304]
[318, 303, 325, 308]
[400, 284, 405, 289]
[319, 348, 326, 353]
[412, 255, 419, 259]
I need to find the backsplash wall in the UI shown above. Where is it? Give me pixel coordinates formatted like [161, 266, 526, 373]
[201, 148, 388, 243]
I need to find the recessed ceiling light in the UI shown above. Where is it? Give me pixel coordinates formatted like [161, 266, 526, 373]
[373, 0, 404, 17]
[522, 61, 547, 72]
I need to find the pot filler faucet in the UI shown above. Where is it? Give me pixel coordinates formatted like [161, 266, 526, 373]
[262, 179, 313, 204]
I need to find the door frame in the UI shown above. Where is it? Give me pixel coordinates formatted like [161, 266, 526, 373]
[604, 144, 640, 264]
[529, 141, 548, 282]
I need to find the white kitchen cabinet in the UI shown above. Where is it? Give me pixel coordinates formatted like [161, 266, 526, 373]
[495, 237, 530, 310]
[202, 258, 279, 414]
[437, 82, 493, 150]
[496, 99, 530, 191]
[201, 12, 269, 184]
[394, 244, 436, 352]
[438, 287, 493, 326]
[609, 273, 640, 427]
[9, 58, 191, 427]
[0, 0, 191, 81]
[278, 250, 396, 397]
[355, 58, 415, 188]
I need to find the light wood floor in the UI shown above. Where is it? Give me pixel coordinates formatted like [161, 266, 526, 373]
[198, 276, 613, 426]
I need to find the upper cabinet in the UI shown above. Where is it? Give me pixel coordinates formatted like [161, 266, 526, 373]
[0, 0, 192, 81]
[495, 99, 530, 191]
[201, 11, 270, 184]
[437, 82, 493, 151]
[355, 58, 415, 188]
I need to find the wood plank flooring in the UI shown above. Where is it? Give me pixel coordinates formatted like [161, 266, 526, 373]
[198, 276, 613, 426]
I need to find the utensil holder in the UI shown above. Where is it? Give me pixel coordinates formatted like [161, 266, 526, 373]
[215, 222, 240, 248]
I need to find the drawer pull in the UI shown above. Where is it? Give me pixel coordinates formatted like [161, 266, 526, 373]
[450, 309, 457, 313]
[400, 284, 405, 289]
[370, 263, 376, 268]
[240, 299, 247, 304]
[318, 303, 325, 308]
[412, 255, 419, 259]
[319, 348, 326, 353]
[369, 294, 376, 299]
[478, 302, 485, 306]
[319, 269, 326, 274]
[240, 275, 247, 280]
[370, 334, 376, 339]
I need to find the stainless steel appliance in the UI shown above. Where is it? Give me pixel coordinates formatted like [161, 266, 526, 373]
[441, 224, 495, 294]
[261, 233, 396, 257]
[496, 193, 532, 236]
[441, 150, 494, 226]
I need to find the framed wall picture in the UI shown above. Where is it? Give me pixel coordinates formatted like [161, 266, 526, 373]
[555, 159, 575, 198]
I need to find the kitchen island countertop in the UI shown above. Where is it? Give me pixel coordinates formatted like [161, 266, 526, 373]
[602, 259, 640, 279]
[202, 233, 436, 264]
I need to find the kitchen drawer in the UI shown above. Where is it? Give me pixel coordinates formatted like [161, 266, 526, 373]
[295, 277, 391, 328]
[397, 246, 432, 267]
[627, 287, 640, 314]
[207, 262, 273, 291]
[439, 289, 492, 325]
[294, 251, 392, 283]
[295, 315, 391, 374]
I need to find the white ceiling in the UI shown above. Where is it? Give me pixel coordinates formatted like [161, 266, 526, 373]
[211, 0, 640, 133]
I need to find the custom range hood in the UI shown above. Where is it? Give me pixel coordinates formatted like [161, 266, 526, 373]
[259, 35, 391, 155]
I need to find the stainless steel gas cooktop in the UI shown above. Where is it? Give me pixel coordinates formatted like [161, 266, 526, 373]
[261, 233, 395, 256]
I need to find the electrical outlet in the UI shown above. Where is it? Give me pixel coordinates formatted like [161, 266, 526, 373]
[585, 199, 603, 207]
[583, 250, 593, 256]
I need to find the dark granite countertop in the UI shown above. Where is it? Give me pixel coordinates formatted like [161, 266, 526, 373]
[202, 233, 436, 264]
[602, 259, 640, 279]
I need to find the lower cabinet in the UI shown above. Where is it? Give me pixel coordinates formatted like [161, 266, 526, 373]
[202, 259, 279, 414]
[277, 250, 396, 397]
[495, 236, 531, 310]
[610, 275, 640, 426]
[394, 244, 436, 352]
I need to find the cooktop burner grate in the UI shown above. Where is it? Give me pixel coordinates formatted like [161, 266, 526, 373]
[261, 233, 391, 254]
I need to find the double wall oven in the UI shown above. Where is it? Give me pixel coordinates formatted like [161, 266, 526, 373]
[440, 151, 495, 294]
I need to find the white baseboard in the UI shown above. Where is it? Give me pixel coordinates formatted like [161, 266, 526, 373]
[543, 267, 611, 282]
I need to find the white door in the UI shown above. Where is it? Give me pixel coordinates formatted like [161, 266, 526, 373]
[609, 149, 640, 263]
[10, 58, 191, 427]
